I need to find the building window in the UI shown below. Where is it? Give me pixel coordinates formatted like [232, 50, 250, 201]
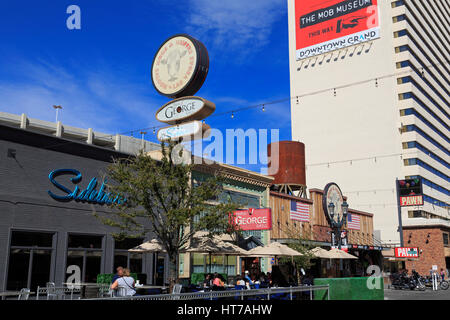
[7, 231, 55, 291]
[66, 234, 104, 283]
[113, 238, 144, 274]
[444, 233, 449, 247]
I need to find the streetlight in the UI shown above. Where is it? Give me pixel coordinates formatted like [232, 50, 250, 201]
[328, 201, 349, 250]
[140, 131, 147, 149]
[53, 105, 62, 122]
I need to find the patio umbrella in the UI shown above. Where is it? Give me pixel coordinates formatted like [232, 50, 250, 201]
[246, 242, 303, 257]
[128, 239, 166, 253]
[129, 239, 167, 285]
[309, 247, 334, 259]
[328, 248, 358, 259]
[184, 234, 247, 274]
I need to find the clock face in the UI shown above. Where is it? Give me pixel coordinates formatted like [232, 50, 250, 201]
[151, 34, 209, 99]
[323, 183, 344, 225]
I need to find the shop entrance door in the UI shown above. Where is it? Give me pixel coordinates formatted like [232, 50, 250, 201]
[153, 254, 165, 286]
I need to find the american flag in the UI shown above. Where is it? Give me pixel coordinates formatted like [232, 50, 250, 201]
[290, 200, 309, 222]
[347, 213, 361, 230]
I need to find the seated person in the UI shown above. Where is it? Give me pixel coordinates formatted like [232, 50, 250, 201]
[112, 266, 124, 283]
[111, 268, 136, 296]
[236, 277, 246, 287]
[212, 273, 225, 291]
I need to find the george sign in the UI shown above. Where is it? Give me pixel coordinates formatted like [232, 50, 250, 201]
[398, 178, 423, 207]
[155, 96, 215, 124]
[48, 169, 126, 205]
[151, 34, 209, 99]
[294, 0, 380, 60]
[231, 208, 272, 231]
[395, 247, 419, 258]
[157, 120, 210, 142]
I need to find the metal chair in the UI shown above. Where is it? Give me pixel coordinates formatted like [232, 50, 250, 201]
[172, 284, 182, 300]
[46, 282, 57, 300]
[116, 286, 127, 297]
[18, 288, 30, 300]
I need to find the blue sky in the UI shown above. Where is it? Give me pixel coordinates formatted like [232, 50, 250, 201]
[0, 0, 292, 172]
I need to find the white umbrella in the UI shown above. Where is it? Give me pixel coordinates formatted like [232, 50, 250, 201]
[247, 242, 303, 257]
[328, 248, 358, 259]
[309, 247, 333, 259]
[128, 239, 166, 253]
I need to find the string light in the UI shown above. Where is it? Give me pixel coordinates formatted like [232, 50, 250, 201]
[38, 60, 449, 151]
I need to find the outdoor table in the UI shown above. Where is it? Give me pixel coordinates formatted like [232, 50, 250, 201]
[135, 285, 168, 295]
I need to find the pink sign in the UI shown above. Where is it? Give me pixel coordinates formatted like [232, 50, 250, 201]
[232, 208, 272, 231]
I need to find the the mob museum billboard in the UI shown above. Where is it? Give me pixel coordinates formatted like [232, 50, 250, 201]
[295, 0, 380, 60]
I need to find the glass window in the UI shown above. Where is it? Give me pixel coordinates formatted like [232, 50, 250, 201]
[6, 249, 30, 291]
[11, 231, 53, 247]
[114, 238, 144, 250]
[68, 234, 103, 249]
[113, 238, 144, 274]
[7, 231, 55, 291]
[444, 233, 449, 246]
[66, 234, 104, 283]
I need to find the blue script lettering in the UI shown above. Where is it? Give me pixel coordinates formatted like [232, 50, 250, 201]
[48, 169, 126, 205]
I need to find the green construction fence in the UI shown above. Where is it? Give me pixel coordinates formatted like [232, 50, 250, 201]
[313, 277, 384, 300]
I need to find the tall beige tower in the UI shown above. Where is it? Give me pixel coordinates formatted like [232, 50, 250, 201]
[287, 0, 449, 245]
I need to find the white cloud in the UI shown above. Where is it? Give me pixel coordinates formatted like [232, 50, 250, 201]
[0, 60, 163, 134]
[185, 0, 285, 57]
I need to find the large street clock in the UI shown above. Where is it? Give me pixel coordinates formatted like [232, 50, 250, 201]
[322, 182, 344, 226]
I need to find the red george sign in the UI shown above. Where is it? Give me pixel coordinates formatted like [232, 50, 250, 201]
[295, 0, 380, 60]
[231, 208, 272, 231]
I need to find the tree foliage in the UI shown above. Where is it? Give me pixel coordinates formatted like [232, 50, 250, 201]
[95, 141, 241, 284]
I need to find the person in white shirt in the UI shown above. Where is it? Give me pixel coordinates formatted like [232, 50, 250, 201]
[111, 268, 136, 296]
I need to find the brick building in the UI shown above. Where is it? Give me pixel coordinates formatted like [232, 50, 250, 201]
[402, 223, 450, 275]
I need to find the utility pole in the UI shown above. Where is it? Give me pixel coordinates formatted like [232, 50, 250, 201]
[395, 178, 405, 247]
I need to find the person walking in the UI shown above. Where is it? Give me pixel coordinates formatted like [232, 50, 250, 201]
[111, 268, 136, 296]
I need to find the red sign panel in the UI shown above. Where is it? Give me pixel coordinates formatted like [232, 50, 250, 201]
[400, 195, 423, 207]
[294, 0, 380, 60]
[395, 247, 419, 258]
[232, 208, 272, 231]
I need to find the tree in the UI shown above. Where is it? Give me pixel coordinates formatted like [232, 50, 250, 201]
[278, 226, 316, 285]
[95, 141, 241, 288]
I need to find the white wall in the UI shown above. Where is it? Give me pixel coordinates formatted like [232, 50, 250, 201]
[287, 0, 404, 243]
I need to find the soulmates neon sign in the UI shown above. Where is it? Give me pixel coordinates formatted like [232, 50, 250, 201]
[47, 169, 126, 205]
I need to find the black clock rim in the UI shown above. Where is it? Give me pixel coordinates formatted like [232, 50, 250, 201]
[151, 34, 209, 99]
[322, 182, 344, 225]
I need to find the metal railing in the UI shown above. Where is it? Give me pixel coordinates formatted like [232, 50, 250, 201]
[87, 285, 330, 301]
[36, 284, 111, 300]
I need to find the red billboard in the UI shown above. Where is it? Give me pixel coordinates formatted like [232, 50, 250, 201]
[295, 0, 380, 60]
[231, 208, 272, 231]
[395, 247, 419, 258]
